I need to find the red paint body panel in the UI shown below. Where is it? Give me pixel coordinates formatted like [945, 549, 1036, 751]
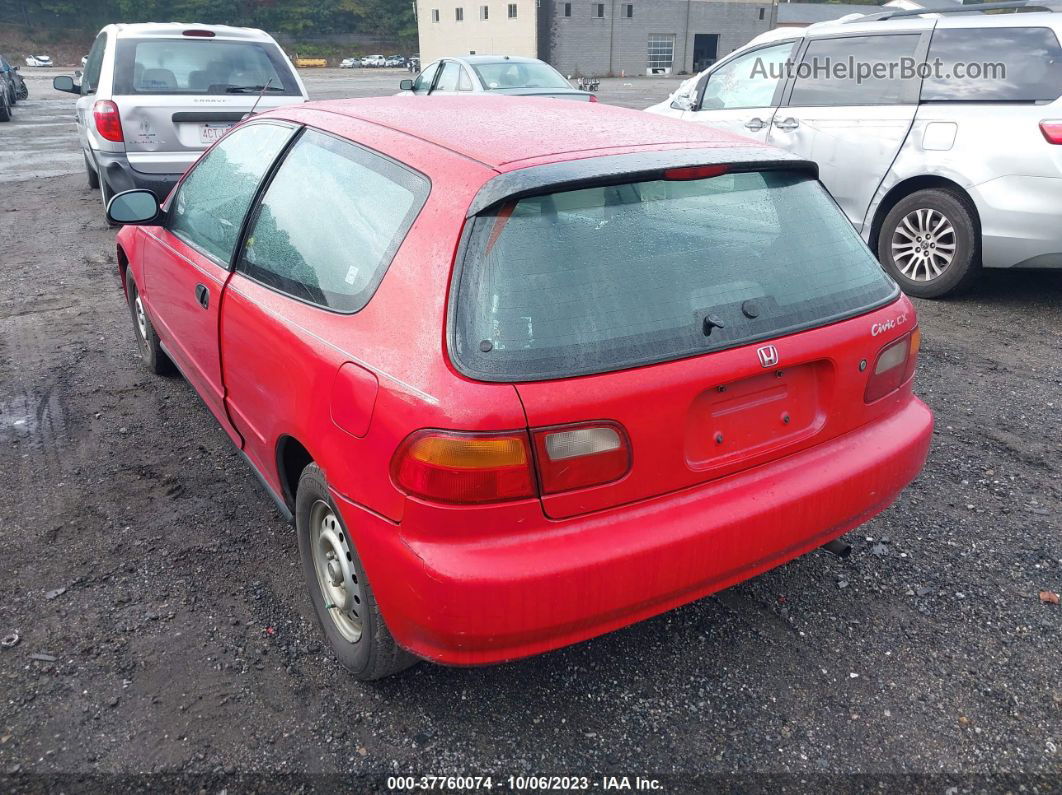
[115, 97, 934, 667]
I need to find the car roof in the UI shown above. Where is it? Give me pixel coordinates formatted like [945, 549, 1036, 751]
[447, 55, 544, 65]
[272, 96, 766, 170]
[105, 22, 276, 41]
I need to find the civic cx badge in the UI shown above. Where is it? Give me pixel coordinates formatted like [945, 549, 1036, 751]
[757, 345, 779, 368]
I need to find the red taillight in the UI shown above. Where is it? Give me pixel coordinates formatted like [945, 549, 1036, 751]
[531, 422, 631, 494]
[865, 329, 920, 403]
[392, 430, 534, 504]
[588, 94, 598, 103]
[93, 100, 124, 142]
[663, 165, 728, 181]
[183, 29, 216, 37]
[1040, 120, 1062, 144]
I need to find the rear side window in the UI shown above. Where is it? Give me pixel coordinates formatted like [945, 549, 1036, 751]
[788, 34, 921, 107]
[452, 171, 897, 380]
[921, 27, 1062, 103]
[237, 129, 429, 312]
[113, 38, 300, 96]
[169, 122, 295, 263]
[82, 32, 107, 95]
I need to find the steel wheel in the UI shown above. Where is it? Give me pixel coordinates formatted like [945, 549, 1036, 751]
[890, 208, 956, 282]
[308, 500, 364, 643]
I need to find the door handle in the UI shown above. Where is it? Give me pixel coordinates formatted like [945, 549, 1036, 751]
[194, 283, 209, 309]
[774, 117, 800, 132]
[744, 117, 766, 131]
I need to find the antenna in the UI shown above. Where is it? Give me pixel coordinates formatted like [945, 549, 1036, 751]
[245, 77, 273, 119]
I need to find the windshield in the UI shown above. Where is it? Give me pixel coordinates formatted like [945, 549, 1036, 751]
[113, 38, 300, 96]
[452, 170, 897, 380]
[472, 61, 572, 90]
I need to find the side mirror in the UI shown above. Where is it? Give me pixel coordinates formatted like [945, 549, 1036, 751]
[399, 79, 414, 91]
[53, 75, 78, 94]
[107, 190, 161, 226]
[670, 94, 695, 112]
[13, 65, 19, 71]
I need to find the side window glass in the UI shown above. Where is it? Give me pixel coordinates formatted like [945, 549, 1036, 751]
[788, 34, 921, 107]
[413, 61, 439, 92]
[237, 129, 429, 312]
[169, 123, 294, 263]
[458, 67, 474, 92]
[435, 61, 461, 92]
[700, 42, 794, 110]
[921, 27, 1062, 103]
[82, 33, 107, 95]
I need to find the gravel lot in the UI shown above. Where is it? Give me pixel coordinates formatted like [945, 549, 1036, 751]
[1, 68, 1060, 791]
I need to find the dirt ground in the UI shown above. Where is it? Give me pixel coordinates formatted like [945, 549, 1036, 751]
[0, 69, 1060, 791]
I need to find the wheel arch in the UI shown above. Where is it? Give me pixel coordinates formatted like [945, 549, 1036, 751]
[116, 244, 129, 295]
[868, 175, 981, 255]
[276, 435, 315, 511]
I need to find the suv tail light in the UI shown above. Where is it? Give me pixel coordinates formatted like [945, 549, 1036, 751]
[1040, 121, 1062, 145]
[865, 328, 920, 403]
[93, 100, 124, 143]
[532, 423, 631, 494]
[392, 430, 534, 504]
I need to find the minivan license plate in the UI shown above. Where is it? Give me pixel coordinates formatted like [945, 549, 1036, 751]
[200, 123, 233, 144]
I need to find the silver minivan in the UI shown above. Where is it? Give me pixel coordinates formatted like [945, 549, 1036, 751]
[647, 3, 1062, 297]
[54, 23, 307, 216]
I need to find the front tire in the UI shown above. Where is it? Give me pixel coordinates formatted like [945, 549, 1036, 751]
[0, 92, 11, 122]
[126, 276, 173, 375]
[878, 188, 980, 298]
[296, 463, 416, 680]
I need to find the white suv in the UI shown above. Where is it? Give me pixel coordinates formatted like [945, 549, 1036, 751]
[53, 23, 307, 216]
[647, 2, 1062, 297]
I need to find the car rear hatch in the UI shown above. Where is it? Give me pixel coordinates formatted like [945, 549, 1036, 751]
[450, 154, 912, 519]
[111, 33, 305, 173]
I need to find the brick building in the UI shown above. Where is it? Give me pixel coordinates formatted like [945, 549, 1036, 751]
[416, 0, 774, 77]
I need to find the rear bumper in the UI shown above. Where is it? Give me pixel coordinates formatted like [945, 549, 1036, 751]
[93, 150, 181, 202]
[336, 398, 933, 666]
[969, 175, 1062, 269]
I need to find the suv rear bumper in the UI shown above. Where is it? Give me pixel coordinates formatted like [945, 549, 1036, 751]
[94, 150, 181, 202]
[336, 397, 933, 666]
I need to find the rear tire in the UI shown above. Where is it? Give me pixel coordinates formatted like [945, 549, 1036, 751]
[126, 276, 174, 375]
[0, 92, 11, 122]
[878, 188, 980, 298]
[296, 463, 417, 680]
[100, 171, 119, 226]
[85, 154, 100, 190]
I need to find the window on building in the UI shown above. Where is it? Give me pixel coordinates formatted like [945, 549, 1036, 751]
[508, 3, 517, 18]
[759, 7, 765, 20]
[431, 8, 440, 22]
[455, 7, 464, 20]
[623, 3, 633, 18]
[593, 3, 605, 18]
[480, 4, 489, 19]
[647, 33, 675, 73]
[563, 2, 571, 17]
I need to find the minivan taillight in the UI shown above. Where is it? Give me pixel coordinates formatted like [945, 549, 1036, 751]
[865, 328, 920, 403]
[1040, 121, 1062, 144]
[93, 100, 124, 143]
[392, 430, 534, 504]
[531, 422, 631, 494]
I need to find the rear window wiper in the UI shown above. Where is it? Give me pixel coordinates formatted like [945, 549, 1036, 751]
[225, 85, 285, 93]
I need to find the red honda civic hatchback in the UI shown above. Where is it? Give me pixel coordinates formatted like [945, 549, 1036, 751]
[109, 97, 932, 679]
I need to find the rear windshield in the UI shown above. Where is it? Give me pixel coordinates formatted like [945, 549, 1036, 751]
[113, 38, 301, 96]
[472, 61, 571, 90]
[452, 170, 897, 381]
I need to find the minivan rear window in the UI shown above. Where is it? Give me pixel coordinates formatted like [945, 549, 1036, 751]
[452, 170, 897, 381]
[113, 39, 301, 96]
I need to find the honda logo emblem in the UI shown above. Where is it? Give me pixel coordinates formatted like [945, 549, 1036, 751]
[757, 345, 779, 368]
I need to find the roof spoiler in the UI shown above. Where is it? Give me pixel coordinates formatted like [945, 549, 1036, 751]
[466, 148, 819, 217]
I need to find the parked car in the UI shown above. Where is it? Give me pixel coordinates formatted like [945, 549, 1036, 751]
[400, 56, 595, 101]
[384, 55, 405, 68]
[51, 22, 308, 216]
[24, 54, 53, 67]
[0, 68, 11, 121]
[339, 57, 360, 69]
[360, 54, 385, 67]
[407, 55, 420, 73]
[0, 55, 27, 102]
[106, 96, 932, 679]
[646, 2, 1062, 298]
